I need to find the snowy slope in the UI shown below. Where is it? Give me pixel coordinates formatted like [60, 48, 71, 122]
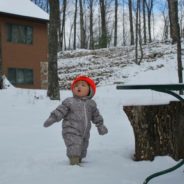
[0, 42, 184, 184]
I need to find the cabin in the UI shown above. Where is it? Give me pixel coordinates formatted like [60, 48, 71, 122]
[0, 0, 49, 89]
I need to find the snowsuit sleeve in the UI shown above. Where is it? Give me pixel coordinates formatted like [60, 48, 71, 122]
[50, 98, 71, 122]
[43, 98, 71, 127]
[91, 100, 104, 127]
[91, 100, 108, 135]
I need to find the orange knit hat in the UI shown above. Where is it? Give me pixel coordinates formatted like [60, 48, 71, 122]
[71, 75, 96, 96]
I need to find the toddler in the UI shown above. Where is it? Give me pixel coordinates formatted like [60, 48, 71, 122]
[43, 75, 108, 165]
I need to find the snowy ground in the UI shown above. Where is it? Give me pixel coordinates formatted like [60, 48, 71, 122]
[0, 42, 184, 184]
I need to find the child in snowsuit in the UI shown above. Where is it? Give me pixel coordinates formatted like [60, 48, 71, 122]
[43, 75, 108, 165]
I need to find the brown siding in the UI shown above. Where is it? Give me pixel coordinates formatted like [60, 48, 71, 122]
[0, 16, 48, 89]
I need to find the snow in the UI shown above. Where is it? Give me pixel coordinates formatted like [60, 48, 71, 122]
[0, 0, 49, 21]
[0, 42, 184, 184]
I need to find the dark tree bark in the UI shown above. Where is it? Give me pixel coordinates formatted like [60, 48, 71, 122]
[168, 0, 176, 43]
[135, 0, 139, 64]
[47, 0, 60, 100]
[122, 0, 126, 46]
[0, 32, 3, 89]
[135, 0, 143, 65]
[142, 0, 147, 44]
[145, 0, 153, 43]
[79, 0, 86, 48]
[99, 0, 107, 48]
[60, 0, 67, 51]
[128, 0, 134, 45]
[89, 0, 94, 49]
[124, 101, 184, 161]
[114, 0, 118, 46]
[73, 0, 78, 50]
[168, 0, 183, 93]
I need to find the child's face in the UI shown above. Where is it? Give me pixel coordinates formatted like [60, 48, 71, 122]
[73, 81, 90, 97]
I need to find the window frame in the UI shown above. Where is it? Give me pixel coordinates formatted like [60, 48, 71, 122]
[6, 23, 33, 45]
[8, 68, 34, 85]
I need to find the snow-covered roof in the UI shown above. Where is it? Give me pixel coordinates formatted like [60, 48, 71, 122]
[0, 0, 49, 21]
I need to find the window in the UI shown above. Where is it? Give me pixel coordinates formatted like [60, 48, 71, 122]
[6, 24, 33, 44]
[8, 68, 34, 85]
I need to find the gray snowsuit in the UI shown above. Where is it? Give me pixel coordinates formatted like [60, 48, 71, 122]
[44, 96, 108, 158]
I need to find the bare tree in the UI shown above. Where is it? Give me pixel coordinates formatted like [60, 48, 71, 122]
[47, 0, 60, 100]
[168, 0, 183, 93]
[128, 0, 134, 45]
[114, 0, 118, 46]
[73, 0, 78, 50]
[59, 0, 67, 51]
[135, 0, 143, 65]
[168, 0, 177, 43]
[160, 2, 169, 40]
[99, 0, 108, 48]
[89, 0, 94, 49]
[145, 0, 153, 42]
[0, 32, 3, 89]
[122, 0, 127, 46]
[142, 0, 147, 44]
[178, 0, 184, 39]
[79, 0, 86, 48]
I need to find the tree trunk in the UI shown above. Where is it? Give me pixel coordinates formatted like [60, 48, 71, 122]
[168, 0, 183, 93]
[138, 0, 143, 64]
[89, 0, 94, 50]
[128, 0, 134, 45]
[47, 0, 60, 100]
[145, 0, 153, 43]
[135, 0, 143, 65]
[60, 0, 67, 51]
[99, 0, 107, 48]
[122, 0, 126, 46]
[0, 31, 3, 89]
[79, 0, 86, 48]
[73, 0, 78, 50]
[114, 0, 118, 46]
[142, 0, 147, 44]
[168, 0, 177, 43]
[124, 101, 184, 161]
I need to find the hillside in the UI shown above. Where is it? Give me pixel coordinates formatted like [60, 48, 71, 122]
[57, 41, 183, 89]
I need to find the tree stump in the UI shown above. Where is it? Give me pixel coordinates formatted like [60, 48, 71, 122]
[124, 101, 184, 161]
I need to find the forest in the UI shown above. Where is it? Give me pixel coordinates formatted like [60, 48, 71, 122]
[30, 0, 184, 100]
[31, 0, 184, 50]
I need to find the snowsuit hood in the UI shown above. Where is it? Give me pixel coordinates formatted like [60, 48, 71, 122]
[71, 75, 96, 98]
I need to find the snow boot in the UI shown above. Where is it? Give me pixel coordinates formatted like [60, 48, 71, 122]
[69, 156, 80, 165]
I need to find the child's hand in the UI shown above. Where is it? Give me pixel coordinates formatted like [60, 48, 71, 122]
[43, 117, 55, 127]
[97, 125, 108, 135]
